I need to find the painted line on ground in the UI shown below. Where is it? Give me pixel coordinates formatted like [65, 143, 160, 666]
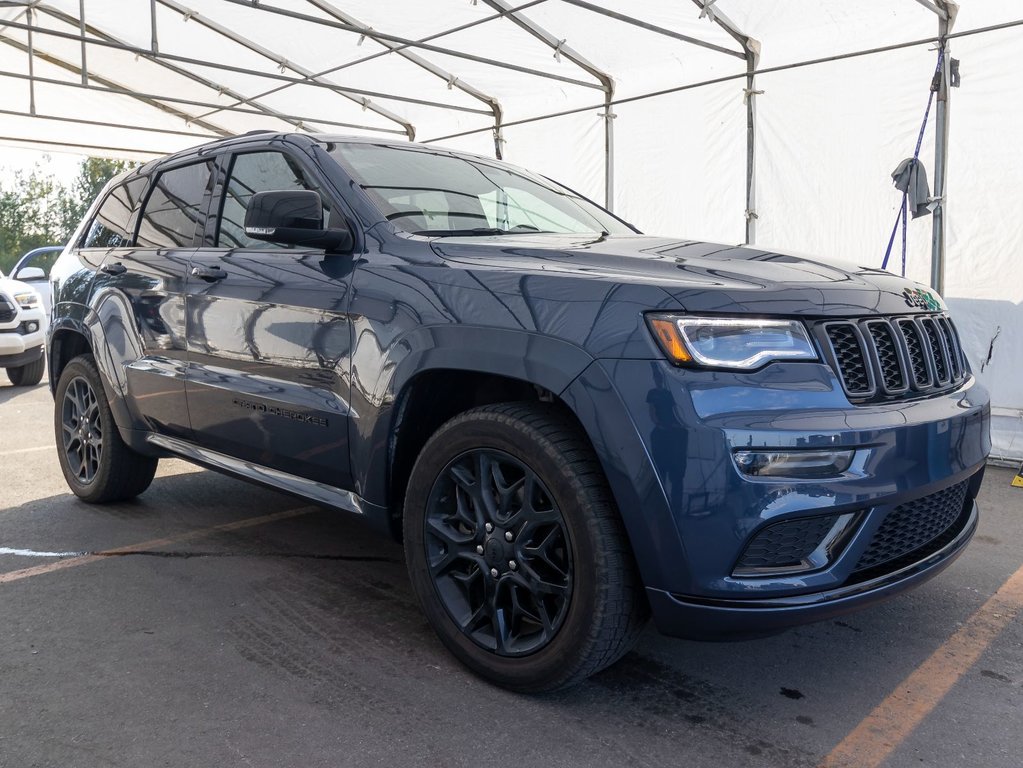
[0, 506, 317, 585]
[819, 562, 1023, 768]
[0, 445, 55, 456]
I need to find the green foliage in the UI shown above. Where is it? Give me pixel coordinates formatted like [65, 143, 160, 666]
[0, 156, 135, 274]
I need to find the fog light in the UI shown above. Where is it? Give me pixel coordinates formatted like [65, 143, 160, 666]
[734, 449, 854, 479]
[27, 321, 39, 332]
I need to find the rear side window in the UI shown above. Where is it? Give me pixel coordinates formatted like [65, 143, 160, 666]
[136, 161, 214, 248]
[216, 151, 331, 250]
[80, 178, 147, 249]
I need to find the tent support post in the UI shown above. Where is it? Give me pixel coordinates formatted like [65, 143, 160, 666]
[743, 46, 759, 245]
[78, 0, 86, 84]
[150, 0, 158, 53]
[493, 103, 505, 160]
[26, 6, 35, 115]
[603, 91, 615, 210]
[931, 2, 958, 295]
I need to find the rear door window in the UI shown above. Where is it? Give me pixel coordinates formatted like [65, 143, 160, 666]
[79, 178, 147, 249]
[136, 161, 215, 248]
[215, 151, 331, 250]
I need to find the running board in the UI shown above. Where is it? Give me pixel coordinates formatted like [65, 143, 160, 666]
[146, 433, 373, 520]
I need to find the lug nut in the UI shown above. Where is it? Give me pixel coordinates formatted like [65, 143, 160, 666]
[490, 568, 499, 577]
[504, 531, 513, 541]
[508, 560, 517, 570]
[476, 545, 484, 554]
[485, 523, 493, 533]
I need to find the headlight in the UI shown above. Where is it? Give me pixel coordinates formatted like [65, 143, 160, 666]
[13, 291, 39, 309]
[647, 314, 817, 369]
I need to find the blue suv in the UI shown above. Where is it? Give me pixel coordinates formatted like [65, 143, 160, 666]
[48, 133, 991, 691]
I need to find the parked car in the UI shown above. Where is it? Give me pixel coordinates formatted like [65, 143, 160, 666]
[10, 245, 64, 316]
[47, 133, 991, 691]
[0, 268, 46, 386]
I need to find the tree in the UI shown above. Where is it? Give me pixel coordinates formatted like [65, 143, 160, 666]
[0, 155, 134, 273]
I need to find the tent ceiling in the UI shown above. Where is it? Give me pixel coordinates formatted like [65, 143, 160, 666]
[0, 0, 987, 161]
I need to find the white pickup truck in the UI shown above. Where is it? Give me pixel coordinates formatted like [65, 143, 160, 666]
[0, 268, 46, 386]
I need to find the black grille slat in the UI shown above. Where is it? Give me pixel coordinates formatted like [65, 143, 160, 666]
[736, 514, 840, 572]
[853, 481, 970, 573]
[866, 321, 905, 391]
[921, 317, 950, 384]
[937, 317, 963, 380]
[897, 320, 930, 387]
[826, 324, 872, 395]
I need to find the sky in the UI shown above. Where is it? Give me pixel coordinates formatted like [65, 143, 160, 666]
[0, 146, 88, 187]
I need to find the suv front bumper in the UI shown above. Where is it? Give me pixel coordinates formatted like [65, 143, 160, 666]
[564, 357, 990, 639]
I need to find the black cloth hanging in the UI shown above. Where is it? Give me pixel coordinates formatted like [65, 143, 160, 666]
[891, 158, 932, 218]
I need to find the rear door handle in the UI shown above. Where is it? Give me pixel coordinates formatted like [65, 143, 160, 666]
[191, 265, 227, 282]
[100, 262, 126, 275]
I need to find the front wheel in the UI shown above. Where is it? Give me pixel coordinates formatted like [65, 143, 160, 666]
[54, 354, 158, 503]
[6, 353, 45, 386]
[403, 403, 648, 692]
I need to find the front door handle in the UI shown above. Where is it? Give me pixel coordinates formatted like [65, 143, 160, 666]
[191, 265, 227, 282]
[100, 262, 126, 275]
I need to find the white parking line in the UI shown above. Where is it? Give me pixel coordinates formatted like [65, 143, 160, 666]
[0, 445, 55, 456]
[0, 547, 84, 558]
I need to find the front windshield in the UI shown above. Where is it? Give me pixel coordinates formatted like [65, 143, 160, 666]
[327, 142, 634, 237]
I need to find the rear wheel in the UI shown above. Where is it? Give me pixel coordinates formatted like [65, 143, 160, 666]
[404, 402, 647, 692]
[6, 353, 45, 386]
[54, 354, 158, 503]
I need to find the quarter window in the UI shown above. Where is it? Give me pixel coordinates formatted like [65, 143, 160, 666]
[136, 161, 214, 248]
[80, 178, 147, 249]
[216, 152, 330, 250]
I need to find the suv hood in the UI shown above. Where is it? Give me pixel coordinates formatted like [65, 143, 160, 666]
[430, 234, 943, 317]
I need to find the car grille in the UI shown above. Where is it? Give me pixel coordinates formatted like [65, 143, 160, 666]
[852, 480, 970, 575]
[733, 514, 840, 575]
[0, 296, 15, 323]
[816, 314, 967, 403]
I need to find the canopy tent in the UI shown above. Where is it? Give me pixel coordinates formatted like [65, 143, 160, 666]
[1, 0, 1021, 459]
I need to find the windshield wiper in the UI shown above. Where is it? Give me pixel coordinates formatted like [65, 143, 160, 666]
[412, 225, 552, 237]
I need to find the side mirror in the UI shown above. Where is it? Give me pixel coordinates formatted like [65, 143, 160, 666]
[244, 190, 353, 253]
[15, 266, 46, 281]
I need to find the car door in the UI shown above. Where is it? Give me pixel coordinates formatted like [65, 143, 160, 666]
[87, 170, 204, 439]
[184, 148, 356, 489]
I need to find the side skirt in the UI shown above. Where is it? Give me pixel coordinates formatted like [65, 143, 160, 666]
[145, 433, 393, 536]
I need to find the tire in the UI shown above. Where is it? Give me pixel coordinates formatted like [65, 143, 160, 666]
[54, 354, 158, 503]
[6, 353, 45, 386]
[404, 402, 648, 692]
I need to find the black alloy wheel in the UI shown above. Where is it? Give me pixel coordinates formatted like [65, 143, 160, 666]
[53, 354, 158, 503]
[60, 375, 104, 485]
[425, 448, 573, 656]
[404, 403, 648, 692]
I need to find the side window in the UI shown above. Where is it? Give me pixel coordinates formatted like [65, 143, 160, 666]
[80, 178, 147, 249]
[216, 151, 330, 250]
[136, 161, 214, 248]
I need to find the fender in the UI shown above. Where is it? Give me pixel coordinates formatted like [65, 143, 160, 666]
[560, 360, 690, 593]
[350, 323, 594, 507]
[48, 301, 150, 452]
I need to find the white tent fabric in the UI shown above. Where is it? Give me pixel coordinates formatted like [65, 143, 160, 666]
[1, 0, 1021, 458]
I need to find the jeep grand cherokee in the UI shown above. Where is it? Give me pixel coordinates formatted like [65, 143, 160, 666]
[47, 133, 991, 691]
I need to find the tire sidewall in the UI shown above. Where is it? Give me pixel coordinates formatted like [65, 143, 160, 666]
[404, 410, 607, 690]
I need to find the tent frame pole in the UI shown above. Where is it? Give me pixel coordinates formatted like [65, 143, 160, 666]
[481, 0, 616, 208]
[930, 1, 958, 294]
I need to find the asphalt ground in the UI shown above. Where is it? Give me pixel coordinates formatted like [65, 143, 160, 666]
[1, 369, 1020, 768]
